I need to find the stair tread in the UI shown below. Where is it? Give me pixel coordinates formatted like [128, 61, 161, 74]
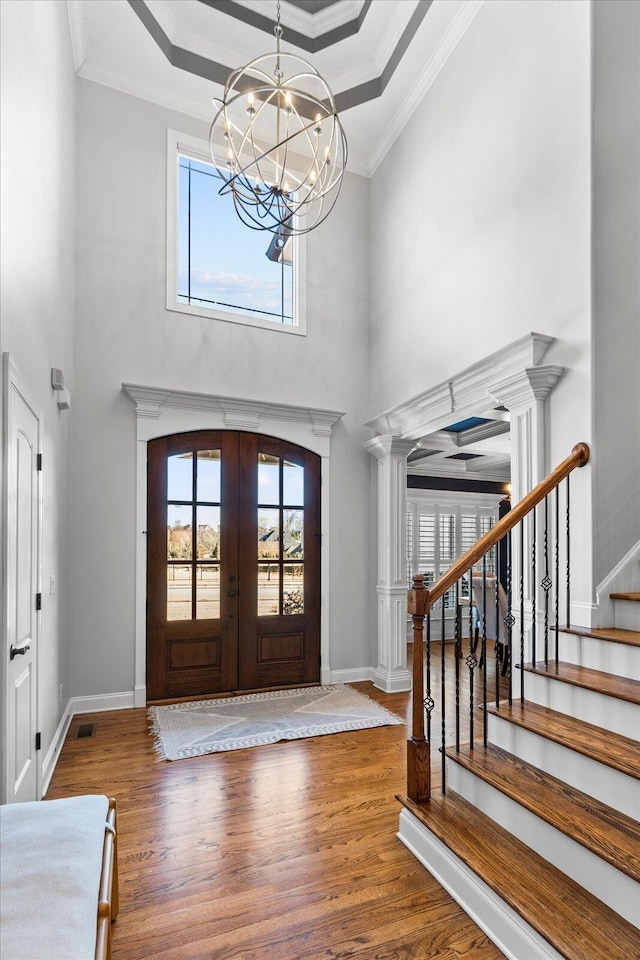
[556, 624, 640, 647]
[611, 592, 640, 601]
[398, 791, 640, 960]
[485, 700, 640, 779]
[523, 660, 640, 704]
[445, 743, 640, 881]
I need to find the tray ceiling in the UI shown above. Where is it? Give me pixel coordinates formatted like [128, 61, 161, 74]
[67, 0, 484, 175]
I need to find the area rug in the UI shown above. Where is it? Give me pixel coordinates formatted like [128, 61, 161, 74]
[149, 684, 404, 761]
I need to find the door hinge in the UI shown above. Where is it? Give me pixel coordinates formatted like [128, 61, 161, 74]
[35, 732, 41, 751]
[35, 593, 42, 611]
[37, 453, 42, 471]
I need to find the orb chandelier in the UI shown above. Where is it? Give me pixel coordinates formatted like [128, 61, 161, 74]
[209, 0, 348, 238]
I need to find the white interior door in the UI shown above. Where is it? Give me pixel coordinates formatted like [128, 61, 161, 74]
[3, 354, 41, 803]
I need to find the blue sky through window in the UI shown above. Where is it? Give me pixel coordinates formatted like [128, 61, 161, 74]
[178, 157, 293, 324]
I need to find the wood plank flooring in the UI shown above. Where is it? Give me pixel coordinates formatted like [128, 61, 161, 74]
[46, 646, 505, 960]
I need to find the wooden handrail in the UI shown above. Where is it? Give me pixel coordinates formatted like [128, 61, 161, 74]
[412, 442, 589, 614]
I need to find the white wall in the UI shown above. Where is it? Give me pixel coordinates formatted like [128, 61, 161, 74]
[72, 81, 372, 698]
[0, 1, 76, 760]
[592, 0, 640, 584]
[369, 0, 594, 605]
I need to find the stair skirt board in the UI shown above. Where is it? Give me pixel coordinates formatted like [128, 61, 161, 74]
[553, 633, 640, 680]
[397, 809, 567, 960]
[445, 762, 638, 925]
[522, 671, 639, 739]
[486, 714, 639, 819]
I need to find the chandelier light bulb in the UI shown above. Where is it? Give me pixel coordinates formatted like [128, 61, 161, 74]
[209, 0, 347, 236]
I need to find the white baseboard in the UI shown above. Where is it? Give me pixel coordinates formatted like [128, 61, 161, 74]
[397, 809, 564, 960]
[330, 667, 375, 685]
[68, 690, 136, 715]
[372, 666, 412, 693]
[41, 703, 73, 798]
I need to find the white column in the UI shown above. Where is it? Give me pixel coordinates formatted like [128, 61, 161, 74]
[364, 435, 415, 693]
[488, 365, 564, 656]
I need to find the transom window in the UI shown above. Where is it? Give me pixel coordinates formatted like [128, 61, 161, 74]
[167, 131, 306, 334]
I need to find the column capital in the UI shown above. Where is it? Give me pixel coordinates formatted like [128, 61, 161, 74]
[487, 365, 564, 412]
[364, 434, 415, 461]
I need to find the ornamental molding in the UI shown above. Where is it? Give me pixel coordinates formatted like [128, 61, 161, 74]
[122, 383, 344, 440]
[363, 435, 416, 461]
[364, 332, 555, 441]
[488, 365, 565, 410]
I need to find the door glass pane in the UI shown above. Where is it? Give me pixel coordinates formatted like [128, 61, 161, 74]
[167, 564, 192, 620]
[258, 564, 280, 616]
[168, 505, 192, 560]
[258, 454, 280, 505]
[168, 453, 193, 501]
[197, 506, 220, 560]
[283, 564, 304, 615]
[196, 564, 220, 619]
[258, 509, 280, 558]
[283, 509, 303, 560]
[197, 450, 221, 502]
[283, 460, 304, 506]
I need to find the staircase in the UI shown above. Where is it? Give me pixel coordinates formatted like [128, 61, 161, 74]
[399, 594, 639, 960]
[399, 446, 640, 960]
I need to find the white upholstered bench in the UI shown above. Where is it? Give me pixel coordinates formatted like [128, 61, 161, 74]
[0, 795, 118, 960]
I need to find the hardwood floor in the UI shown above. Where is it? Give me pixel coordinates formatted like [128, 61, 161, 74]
[47, 645, 506, 960]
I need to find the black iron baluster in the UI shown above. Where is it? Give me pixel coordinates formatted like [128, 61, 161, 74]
[566, 475, 571, 630]
[455, 581, 460, 753]
[425, 611, 432, 743]
[555, 484, 560, 663]
[495, 552, 500, 710]
[520, 521, 525, 702]
[505, 530, 514, 706]
[543, 495, 550, 667]
[532, 502, 537, 668]
[441, 600, 446, 794]
[482, 555, 488, 747]
[466, 568, 477, 751]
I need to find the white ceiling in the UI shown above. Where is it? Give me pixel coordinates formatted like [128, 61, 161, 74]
[67, 0, 484, 175]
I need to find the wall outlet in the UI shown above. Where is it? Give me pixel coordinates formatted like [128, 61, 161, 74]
[59, 683, 63, 704]
[50, 575, 55, 595]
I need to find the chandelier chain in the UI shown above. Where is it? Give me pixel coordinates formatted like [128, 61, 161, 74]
[274, 0, 283, 80]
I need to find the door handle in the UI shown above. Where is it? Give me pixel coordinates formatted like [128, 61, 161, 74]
[10, 644, 30, 661]
[228, 590, 237, 597]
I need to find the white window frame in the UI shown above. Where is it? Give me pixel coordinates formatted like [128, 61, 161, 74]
[166, 129, 307, 336]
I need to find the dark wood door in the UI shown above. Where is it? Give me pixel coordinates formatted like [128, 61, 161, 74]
[146, 431, 320, 701]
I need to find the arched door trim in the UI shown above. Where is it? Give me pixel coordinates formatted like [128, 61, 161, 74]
[123, 384, 344, 707]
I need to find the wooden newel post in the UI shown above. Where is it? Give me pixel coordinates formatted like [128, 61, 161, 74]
[406, 574, 431, 802]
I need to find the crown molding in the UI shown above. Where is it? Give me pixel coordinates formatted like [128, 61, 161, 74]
[368, 0, 484, 175]
[236, 0, 366, 38]
[365, 333, 554, 440]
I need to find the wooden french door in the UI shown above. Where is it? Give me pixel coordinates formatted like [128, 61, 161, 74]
[146, 431, 320, 701]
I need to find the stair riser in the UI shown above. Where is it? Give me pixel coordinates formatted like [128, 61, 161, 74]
[446, 761, 639, 926]
[521, 670, 639, 739]
[613, 600, 640, 632]
[486, 712, 639, 819]
[553, 634, 640, 680]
